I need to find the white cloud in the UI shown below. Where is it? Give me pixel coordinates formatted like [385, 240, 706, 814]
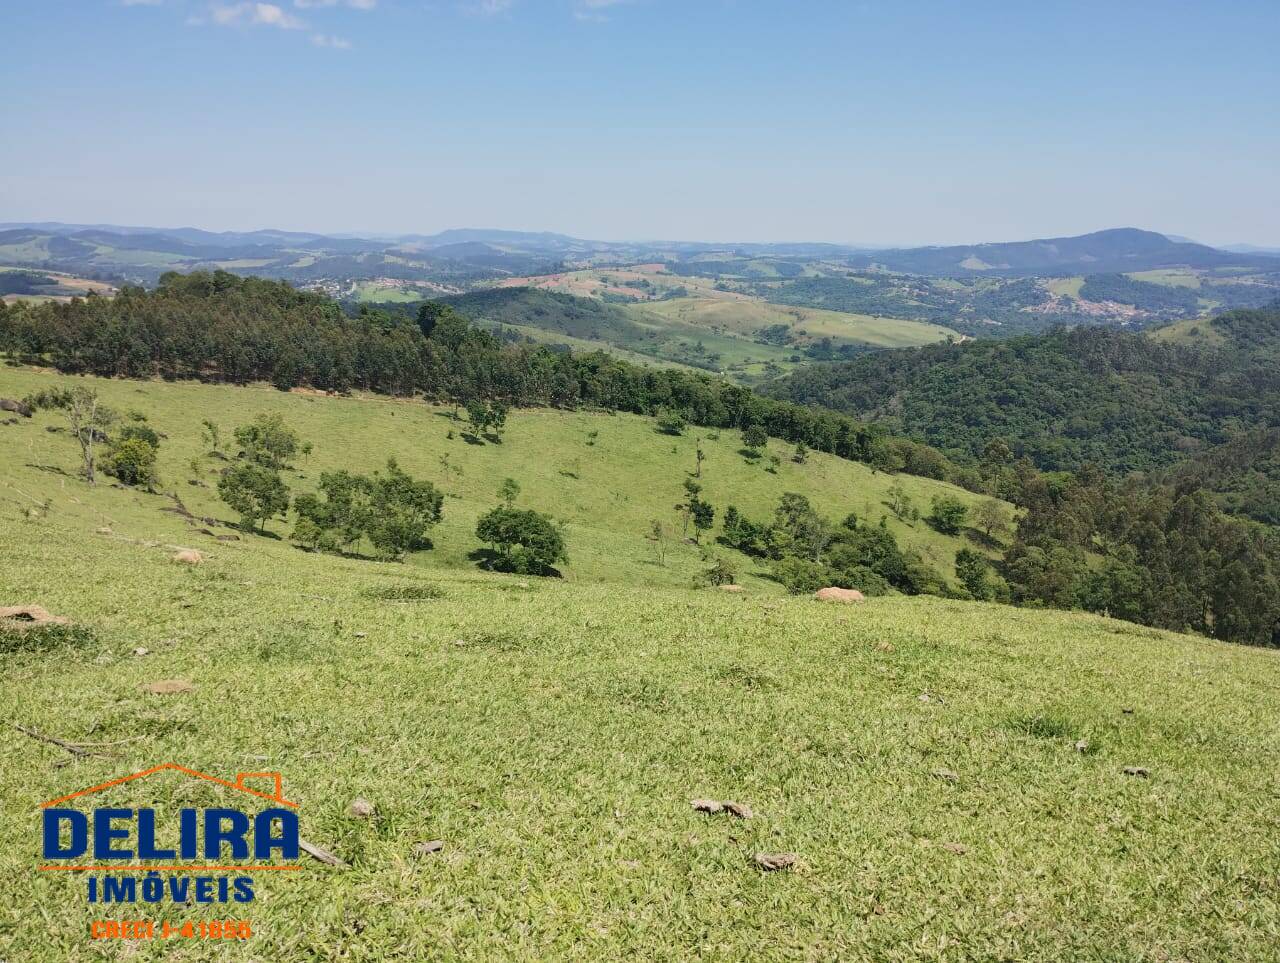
[464, 0, 513, 15]
[311, 32, 352, 47]
[205, 2, 305, 28]
[252, 3, 305, 27]
[295, 0, 375, 9]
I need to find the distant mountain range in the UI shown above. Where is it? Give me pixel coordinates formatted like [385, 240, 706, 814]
[843, 228, 1280, 276]
[1, 222, 1276, 288]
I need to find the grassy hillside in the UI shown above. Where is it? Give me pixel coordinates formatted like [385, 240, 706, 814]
[0, 368, 992, 593]
[3, 375, 1280, 959]
[445, 285, 956, 384]
[634, 297, 957, 350]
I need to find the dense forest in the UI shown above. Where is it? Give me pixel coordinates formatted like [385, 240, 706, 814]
[767, 307, 1280, 480]
[1077, 273, 1202, 315]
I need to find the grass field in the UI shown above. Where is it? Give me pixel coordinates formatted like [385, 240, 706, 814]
[1147, 315, 1229, 346]
[483, 271, 958, 384]
[1128, 269, 1203, 289]
[352, 282, 423, 303]
[3, 369, 1279, 960]
[1044, 277, 1084, 299]
[634, 297, 957, 350]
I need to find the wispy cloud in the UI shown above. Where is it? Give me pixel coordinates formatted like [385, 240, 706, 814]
[121, 0, 165, 6]
[189, 2, 311, 29]
[576, 0, 629, 15]
[463, 0, 514, 15]
[311, 32, 352, 47]
[203, 2, 306, 28]
[295, 0, 375, 9]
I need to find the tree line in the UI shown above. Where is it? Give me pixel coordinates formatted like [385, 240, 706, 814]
[0, 270, 969, 487]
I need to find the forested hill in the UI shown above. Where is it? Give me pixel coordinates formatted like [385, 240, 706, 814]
[438, 287, 648, 343]
[843, 227, 1277, 276]
[764, 304, 1280, 489]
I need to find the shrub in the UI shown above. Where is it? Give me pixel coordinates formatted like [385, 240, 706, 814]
[772, 556, 829, 595]
[475, 506, 567, 576]
[104, 435, 159, 488]
[655, 409, 686, 436]
[701, 556, 737, 587]
[928, 495, 968, 535]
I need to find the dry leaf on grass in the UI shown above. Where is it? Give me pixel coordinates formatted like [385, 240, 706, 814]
[414, 840, 444, 856]
[723, 801, 754, 819]
[1122, 766, 1150, 778]
[349, 798, 376, 818]
[933, 769, 959, 783]
[753, 852, 797, 872]
[691, 798, 724, 814]
[941, 842, 967, 855]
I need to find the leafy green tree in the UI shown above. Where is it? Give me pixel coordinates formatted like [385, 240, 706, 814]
[742, 423, 768, 451]
[690, 494, 715, 545]
[475, 506, 567, 576]
[773, 492, 831, 562]
[201, 419, 223, 456]
[367, 459, 444, 560]
[25, 386, 116, 483]
[885, 482, 918, 522]
[219, 462, 290, 533]
[499, 478, 521, 505]
[792, 442, 808, 464]
[973, 499, 1011, 541]
[293, 470, 373, 552]
[656, 409, 686, 436]
[234, 413, 300, 469]
[928, 495, 968, 535]
[955, 548, 992, 600]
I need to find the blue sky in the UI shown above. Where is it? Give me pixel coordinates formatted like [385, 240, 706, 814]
[3, 0, 1277, 245]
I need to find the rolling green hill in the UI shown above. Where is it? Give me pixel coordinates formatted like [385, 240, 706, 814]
[441, 286, 958, 383]
[0, 367, 992, 591]
[3, 369, 1280, 960]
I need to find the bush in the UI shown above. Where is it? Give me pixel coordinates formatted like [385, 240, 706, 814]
[104, 436, 158, 488]
[772, 556, 829, 595]
[655, 409, 686, 436]
[476, 506, 567, 576]
[928, 495, 968, 535]
[701, 556, 737, 586]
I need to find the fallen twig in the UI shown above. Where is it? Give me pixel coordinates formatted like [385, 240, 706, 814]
[14, 724, 144, 758]
[299, 838, 348, 868]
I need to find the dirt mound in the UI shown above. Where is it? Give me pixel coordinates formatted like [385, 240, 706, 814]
[171, 549, 204, 565]
[814, 587, 865, 603]
[0, 605, 70, 626]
